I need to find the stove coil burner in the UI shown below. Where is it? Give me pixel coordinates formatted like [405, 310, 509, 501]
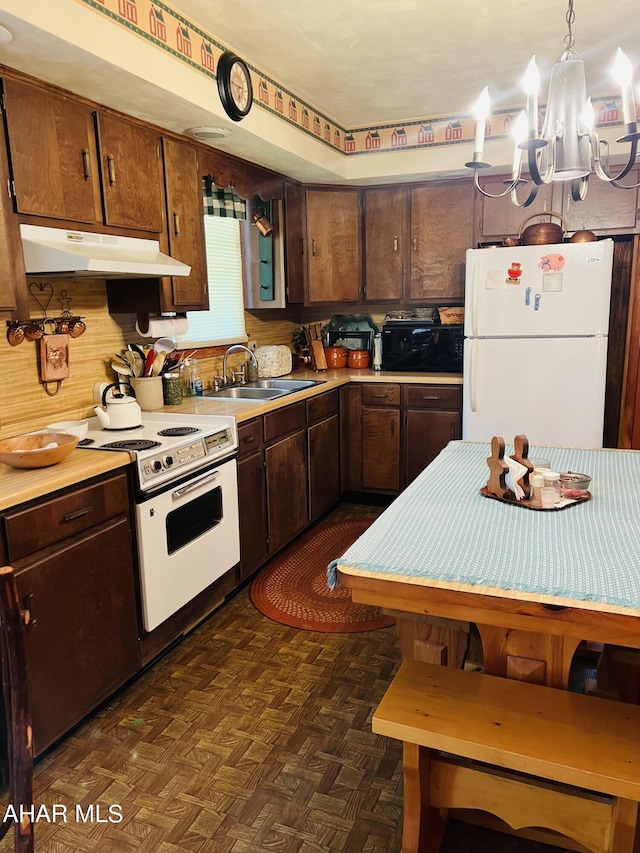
[102, 439, 162, 452]
[157, 427, 202, 437]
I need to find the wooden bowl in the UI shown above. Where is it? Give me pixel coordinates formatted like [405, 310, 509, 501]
[0, 433, 79, 469]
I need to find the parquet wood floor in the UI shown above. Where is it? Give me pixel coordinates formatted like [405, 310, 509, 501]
[1, 504, 564, 852]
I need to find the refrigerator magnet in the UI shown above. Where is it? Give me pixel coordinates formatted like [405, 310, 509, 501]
[542, 273, 563, 292]
[485, 269, 511, 289]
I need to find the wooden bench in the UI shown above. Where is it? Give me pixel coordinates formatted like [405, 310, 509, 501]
[373, 659, 640, 853]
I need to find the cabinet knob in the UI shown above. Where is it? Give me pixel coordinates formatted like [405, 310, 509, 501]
[311, 238, 317, 256]
[173, 211, 181, 237]
[393, 236, 398, 252]
[411, 237, 417, 252]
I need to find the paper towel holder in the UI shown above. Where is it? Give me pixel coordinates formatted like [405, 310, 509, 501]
[136, 312, 186, 337]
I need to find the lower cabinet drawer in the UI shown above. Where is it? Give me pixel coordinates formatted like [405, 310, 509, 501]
[237, 418, 263, 457]
[404, 384, 461, 409]
[361, 384, 400, 406]
[4, 473, 129, 561]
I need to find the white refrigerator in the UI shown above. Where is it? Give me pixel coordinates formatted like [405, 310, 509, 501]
[463, 239, 614, 448]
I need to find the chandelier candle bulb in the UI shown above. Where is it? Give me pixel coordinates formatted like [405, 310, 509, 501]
[524, 56, 540, 135]
[473, 87, 490, 159]
[614, 48, 636, 126]
[512, 111, 528, 179]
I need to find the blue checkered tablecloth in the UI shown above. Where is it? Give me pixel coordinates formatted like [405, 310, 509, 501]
[328, 441, 640, 611]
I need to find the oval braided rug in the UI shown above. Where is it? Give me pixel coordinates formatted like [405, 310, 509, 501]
[250, 519, 396, 633]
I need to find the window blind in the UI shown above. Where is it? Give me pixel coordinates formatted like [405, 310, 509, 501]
[175, 192, 248, 348]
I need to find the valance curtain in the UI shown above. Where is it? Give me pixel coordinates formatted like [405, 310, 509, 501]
[202, 177, 247, 219]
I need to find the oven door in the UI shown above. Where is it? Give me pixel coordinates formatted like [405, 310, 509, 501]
[134, 456, 239, 632]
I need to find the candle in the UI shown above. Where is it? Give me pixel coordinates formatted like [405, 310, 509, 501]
[511, 111, 528, 179]
[473, 87, 490, 158]
[524, 56, 540, 136]
[613, 48, 636, 125]
[583, 97, 595, 131]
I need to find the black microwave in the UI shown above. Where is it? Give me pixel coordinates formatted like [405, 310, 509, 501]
[381, 321, 463, 373]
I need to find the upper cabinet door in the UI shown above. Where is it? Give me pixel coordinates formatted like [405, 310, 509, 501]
[162, 137, 208, 311]
[2, 78, 102, 224]
[553, 172, 640, 235]
[475, 175, 553, 244]
[408, 183, 473, 302]
[363, 186, 407, 302]
[305, 189, 361, 304]
[95, 112, 164, 233]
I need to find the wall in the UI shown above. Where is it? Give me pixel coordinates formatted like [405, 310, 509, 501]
[0, 280, 300, 439]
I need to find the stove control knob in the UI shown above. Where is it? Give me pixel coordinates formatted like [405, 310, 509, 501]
[152, 459, 162, 472]
[163, 455, 174, 468]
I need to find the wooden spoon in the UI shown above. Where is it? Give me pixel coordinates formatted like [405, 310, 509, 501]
[150, 352, 166, 376]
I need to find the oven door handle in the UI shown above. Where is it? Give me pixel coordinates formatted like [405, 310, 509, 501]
[172, 469, 221, 498]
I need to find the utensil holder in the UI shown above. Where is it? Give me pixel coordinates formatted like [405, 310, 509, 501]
[130, 376, 164, 411]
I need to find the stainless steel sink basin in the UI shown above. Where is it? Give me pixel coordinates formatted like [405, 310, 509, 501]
[204, 377, 324, 402]
[207, 387, 288, 401]
[247, 379, 320, 391]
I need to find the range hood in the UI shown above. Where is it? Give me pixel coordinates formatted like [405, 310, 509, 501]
[20, 224, 191, 279]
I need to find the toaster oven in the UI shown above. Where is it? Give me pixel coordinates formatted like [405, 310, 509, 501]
[381, 321, 463, 373]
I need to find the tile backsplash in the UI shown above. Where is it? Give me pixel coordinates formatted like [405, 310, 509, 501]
[0, 279, 299, 439]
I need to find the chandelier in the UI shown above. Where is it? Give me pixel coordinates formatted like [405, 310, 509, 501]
[465, 0, 640, 207]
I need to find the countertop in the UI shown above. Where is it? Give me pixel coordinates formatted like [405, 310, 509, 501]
[157, 367, 463, 424]
[0, 368, 462, 511]
[0, 448, 131, 512]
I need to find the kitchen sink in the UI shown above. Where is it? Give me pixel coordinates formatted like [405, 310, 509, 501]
[206, 387, 288, 400]
[204, 378, 324, 402]
[247, 379, 321, 391]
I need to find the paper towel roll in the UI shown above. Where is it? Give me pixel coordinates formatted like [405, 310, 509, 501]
[135, 317, 189, 338]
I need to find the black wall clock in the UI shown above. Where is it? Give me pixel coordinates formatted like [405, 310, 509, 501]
[217, 52, 253, 121]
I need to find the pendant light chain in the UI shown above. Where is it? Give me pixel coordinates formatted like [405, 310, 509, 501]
[564, 0, 575, 49]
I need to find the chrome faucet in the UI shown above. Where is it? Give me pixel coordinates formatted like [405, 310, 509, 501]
[223, 344, 258, 385]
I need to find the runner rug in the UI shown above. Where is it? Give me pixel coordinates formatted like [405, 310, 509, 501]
[250, 518, 396, 633]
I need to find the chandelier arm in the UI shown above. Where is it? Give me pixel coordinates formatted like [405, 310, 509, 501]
[570, 177, 589, 203]
[510, 181, 539, 208]
[526, 138, 553, 186]
[592, 135, 639, 183]
[472, 170, 524, 199]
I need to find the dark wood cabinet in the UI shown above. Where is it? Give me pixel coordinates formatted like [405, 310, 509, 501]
[363, 186, 408, 302]
[555, 171, 640, 235]
[2, 77, 102, 225]
[2, 472, 139, 755]
[305, 188, 361, 304]
[473, 176, 553, 245]
[362, 183, 472, 304]
[340, 381, 461, 495]
[236, 419, 268, 581]
[95, 112, 165, 233]
[407, 184, 473, 302]
[265, 427, 308, 554]
[0, 101, 26, 314]
[474, 172, 640, 246]
[284, 182, 306, 303]
[403, 384, 462, 485]
[161, 136, 208, 311]
[361, 384, 401, 493]
[307, 390, 340, 521]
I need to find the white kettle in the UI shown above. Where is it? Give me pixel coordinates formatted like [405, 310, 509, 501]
[93, 383, 142, 430]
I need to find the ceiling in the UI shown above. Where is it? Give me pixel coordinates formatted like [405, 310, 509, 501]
[170, 0, 640, 127]
[0, 0, 638, 183]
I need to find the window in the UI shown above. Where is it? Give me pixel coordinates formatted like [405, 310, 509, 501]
[175, 183, 248, 348]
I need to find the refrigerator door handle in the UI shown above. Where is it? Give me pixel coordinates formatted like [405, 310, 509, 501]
[472, 260, 480, 337]
[470, 338, 478, 412]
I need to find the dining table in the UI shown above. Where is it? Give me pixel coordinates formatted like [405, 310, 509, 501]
[330, 439, 640, 691]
